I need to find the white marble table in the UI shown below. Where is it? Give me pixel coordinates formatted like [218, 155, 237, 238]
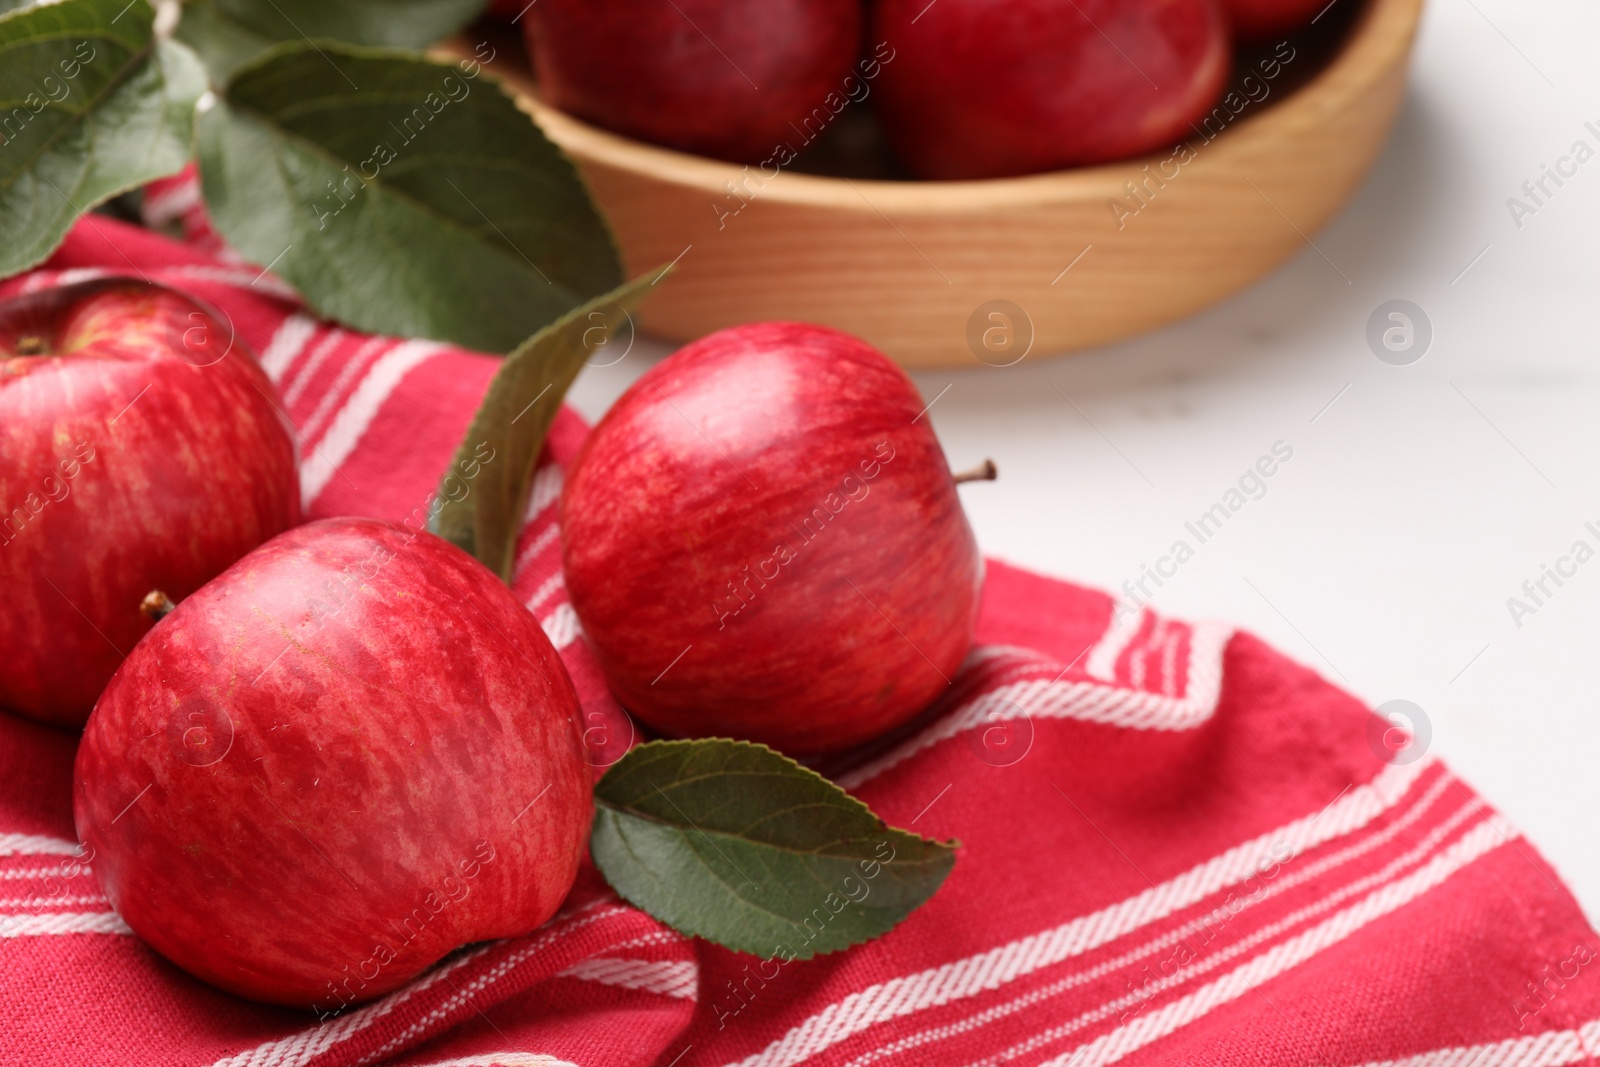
[568, 0, 1600, 922]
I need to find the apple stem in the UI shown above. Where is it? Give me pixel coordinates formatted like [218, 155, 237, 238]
[140, 590, 177, 622]
[952, 459, 998, 484]
[15, 335, 45, 356]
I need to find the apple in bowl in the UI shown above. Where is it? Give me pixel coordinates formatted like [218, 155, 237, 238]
[523, 0, 863, 164]
[871, 0, 1232, 180]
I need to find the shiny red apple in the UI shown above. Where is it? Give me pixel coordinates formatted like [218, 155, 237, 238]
[74, 518, 593, 1010]
[1224, 0, 1324, 41]
[560, 322, 983, 756]
[0, 278, 299, 729]
[872, 0, 1230, 179]
[524, 0, 863, 163]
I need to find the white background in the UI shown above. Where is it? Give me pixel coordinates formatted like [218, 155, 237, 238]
[566, 1, 1600, 921]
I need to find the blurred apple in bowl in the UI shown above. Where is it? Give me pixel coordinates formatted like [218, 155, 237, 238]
[871, 0, 1232, 179]
[523, 0, 863, 164]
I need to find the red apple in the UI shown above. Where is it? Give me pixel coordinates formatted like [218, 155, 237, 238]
[73, 518, 593, 1010]
[524, 0, 864, 164]
[1224, 0, 1325, 41]
[871, 0, 1231, 179]
[560, 322, 983, 756]
[0, 278, 299, 729]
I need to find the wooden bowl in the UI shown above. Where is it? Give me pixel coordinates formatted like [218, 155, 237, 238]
[469, 0, 1423, 367]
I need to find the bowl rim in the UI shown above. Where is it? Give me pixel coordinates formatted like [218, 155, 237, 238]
[506, 0, 1423, 212]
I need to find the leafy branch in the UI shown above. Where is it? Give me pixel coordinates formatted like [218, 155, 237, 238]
[0, 0, 620, 353]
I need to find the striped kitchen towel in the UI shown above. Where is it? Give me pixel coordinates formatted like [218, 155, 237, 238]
[2, 206, 1598, 1067]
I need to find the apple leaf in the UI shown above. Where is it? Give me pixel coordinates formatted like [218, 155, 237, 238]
[175, 0, 490, 82]
[429, 271, 659, 581]
[0, 0, 206, 277]
[591, 739, 957, 959]
[196, 41, 620, 354]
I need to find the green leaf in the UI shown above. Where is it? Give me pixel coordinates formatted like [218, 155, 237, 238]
[197, 41, 620, 353]
[170, 1, 275, 83]
[0, 0, 205, 277]
[175, 0, 490, 83]
[591, 739, 957, 959]
[429, 271, 657, 580]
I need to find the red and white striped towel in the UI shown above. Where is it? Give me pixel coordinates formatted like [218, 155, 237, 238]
[3, 203, 1598, 1067]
